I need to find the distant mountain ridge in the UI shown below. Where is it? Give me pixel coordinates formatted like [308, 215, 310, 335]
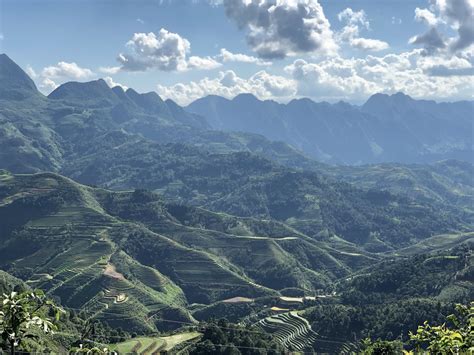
[188, 92, 474, 164]
[0, 54, 317, 175]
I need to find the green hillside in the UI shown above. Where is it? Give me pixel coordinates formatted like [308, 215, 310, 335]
[0, 170, 360, 333]
[1, 170, 472, 350]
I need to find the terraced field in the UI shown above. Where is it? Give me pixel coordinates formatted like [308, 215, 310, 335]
[109, 332, 201, 354]
[394, 232, 474, 256]
[256, 311, 318, 351]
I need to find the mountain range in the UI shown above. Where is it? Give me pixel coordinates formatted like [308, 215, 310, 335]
[0, 53, 473, 352]
[188, 92, 474, 164]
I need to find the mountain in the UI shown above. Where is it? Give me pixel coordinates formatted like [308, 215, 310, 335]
[0, 54, 41, 101]
[0, 54, 322, 178]
[0, 54, 471, 252]
[187, 93, 474, 164]
[1, 53, 474, 353]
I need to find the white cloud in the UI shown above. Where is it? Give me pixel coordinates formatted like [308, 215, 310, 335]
[187, 56, 222, 70]
[115, 29, 223, 72]
[26, 61, 95, 94]
[414, 7, 439, 26]
[156, 70, 296, 105]
[25, 65, 37, 79]
[350, 38, 390, 51]
[41, 62, 94, 81]
[156, 44, 473, 105]
[40, 78, 59, 92]
[0, 33, 4, 41]
[218, 48, 272, 66]
[223, 0, 337, 59]
[337, 8, 389, 52]
[118, 30, 190, 71]
[99, 66, 121, 75]
[104, 76, 128, 90]
[284, 50, 474, 102]
[338, 8, 370, 29]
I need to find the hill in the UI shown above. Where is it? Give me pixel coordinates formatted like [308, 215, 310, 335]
[2, 170, 470, 336]
[0, 170, 364, 332]
[328, 160, 474, 216]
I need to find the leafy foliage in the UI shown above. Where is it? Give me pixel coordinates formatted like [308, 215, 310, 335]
[189, 319, 283, 355]
[408, 302, 473, 353]
[0, 289, 64, 353]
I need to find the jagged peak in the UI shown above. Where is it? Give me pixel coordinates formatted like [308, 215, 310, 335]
[0, 53, 40, 100]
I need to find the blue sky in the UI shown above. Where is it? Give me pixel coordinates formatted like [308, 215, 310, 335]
[1, 0, 473, 104]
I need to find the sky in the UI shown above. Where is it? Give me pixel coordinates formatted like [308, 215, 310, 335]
[0, 0, 473, 105]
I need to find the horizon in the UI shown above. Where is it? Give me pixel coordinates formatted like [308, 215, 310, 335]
[1, 0, 473, 105]
[3, 52, 473, 106]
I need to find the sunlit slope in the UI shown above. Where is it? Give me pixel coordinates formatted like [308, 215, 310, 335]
[0, 171, 377, 331]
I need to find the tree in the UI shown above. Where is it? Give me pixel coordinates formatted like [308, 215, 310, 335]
[408, 302, 473, 354]
[70, 345, 117, 354]
[0, 289, 64, 354]
[361, 338, 403, 354]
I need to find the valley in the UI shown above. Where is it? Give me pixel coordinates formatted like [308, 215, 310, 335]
[0, 52, 472, 353]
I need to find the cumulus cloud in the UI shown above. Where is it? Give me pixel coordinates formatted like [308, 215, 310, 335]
[156, 69, 296, 105]
[337, 8, 389, 52]
[187, 56, 222, 70]
[116, 29, 221, 72]
[40, 78, 59, 93]
[27, 61, 96, 93]
[414, 7, 439, 26]
[283, 50, 473, 101]
[410, 0, 474, 55]
[350, 38, 389, 51]
[157, 45, 473, 105]
[409, 27, 446, 55]
[104, 76, 128, 90]
[118, 30, 190, 71]
[223, 0, 337, 59]
[42, 61, 94, 80]
[218, 48, 272, 66]
[437, 0, 474, 52]
[338, 8, 370, 29]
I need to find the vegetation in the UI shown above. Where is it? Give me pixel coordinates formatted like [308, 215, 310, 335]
[0, 289, 63, 354]
[408, 302, 473, 353]
[189, 319, 283, 355]
[0, 54, 473, 354]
